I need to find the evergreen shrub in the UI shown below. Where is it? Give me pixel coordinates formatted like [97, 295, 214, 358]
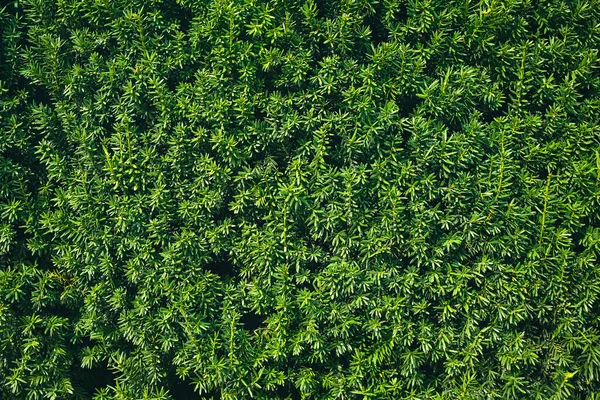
[1, 0, 600, 398]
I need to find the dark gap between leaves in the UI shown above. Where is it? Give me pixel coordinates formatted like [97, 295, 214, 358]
[73, 359, 116, 398]
[204, 255, 235, 278]
[241, 310, 266, 331]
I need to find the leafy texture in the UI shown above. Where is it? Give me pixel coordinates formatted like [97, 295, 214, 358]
[1, 0, 600, 398]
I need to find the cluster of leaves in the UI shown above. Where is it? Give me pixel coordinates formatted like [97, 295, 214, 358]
[1, 0, 600, 398]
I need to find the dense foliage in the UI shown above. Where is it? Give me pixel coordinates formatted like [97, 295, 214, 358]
[1, 0, 600, 398]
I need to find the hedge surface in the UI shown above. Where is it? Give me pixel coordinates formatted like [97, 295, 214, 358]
[1, 0, 600, 398]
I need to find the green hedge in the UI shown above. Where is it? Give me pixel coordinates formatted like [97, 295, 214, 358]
[1, 0, 600, 398]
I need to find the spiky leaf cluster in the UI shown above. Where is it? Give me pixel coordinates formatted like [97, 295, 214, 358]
[1, 0, 600, 399]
